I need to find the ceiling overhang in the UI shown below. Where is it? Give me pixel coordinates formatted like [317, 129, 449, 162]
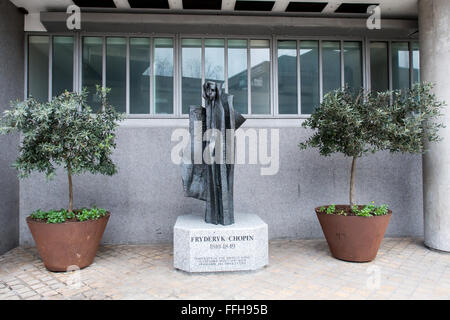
[9, 0, 418, 35]
[40, 11, 418, 38]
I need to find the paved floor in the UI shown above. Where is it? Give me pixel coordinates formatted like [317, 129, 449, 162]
[0, 238, 449, 300]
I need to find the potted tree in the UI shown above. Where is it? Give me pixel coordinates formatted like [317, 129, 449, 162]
[300, 83, 444, 262]
[0, 88, 124, 271]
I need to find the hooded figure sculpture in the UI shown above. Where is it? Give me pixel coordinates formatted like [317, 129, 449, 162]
[181, 82, 246, 226]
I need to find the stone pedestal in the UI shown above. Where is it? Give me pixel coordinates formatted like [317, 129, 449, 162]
[174, 213, 268, 273]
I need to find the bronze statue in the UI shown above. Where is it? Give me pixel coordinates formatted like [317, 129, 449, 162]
[181, 82, 246, 226]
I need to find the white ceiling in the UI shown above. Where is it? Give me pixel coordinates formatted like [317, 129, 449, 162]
[10, 0, 418, 18]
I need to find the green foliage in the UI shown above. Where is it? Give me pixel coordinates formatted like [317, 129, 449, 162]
[326, 204, 336, 215]
[0, 88, 125, 180]
[300, 83, 445, 209]
[31, 207, 107, 224]
[319, 206, 326, 213]
[0, 88, 124, 217]
[299, 83, 445, 158]
[299, 88, 372, 158]
[352, 202, 389, 217]
[77, 207, 107, 222]
[373, 204, 389, 216]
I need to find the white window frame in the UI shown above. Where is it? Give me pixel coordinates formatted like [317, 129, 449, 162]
[25, 32, 419, 119]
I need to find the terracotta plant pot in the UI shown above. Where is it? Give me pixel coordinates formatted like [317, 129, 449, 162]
[315, 206, 392, 262]
[26, 213, 110, 272]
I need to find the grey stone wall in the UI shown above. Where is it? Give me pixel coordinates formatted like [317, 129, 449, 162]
[0, 0, 23, 254]
[19, 125, 423, 246]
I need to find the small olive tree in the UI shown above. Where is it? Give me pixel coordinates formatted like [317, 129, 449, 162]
[0, 88, 125, 212]
[300, 83, 444, 207]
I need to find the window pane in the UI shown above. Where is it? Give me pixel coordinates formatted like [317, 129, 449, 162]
[344, 42, 363, 93]
[106, 37, 126, 113]
[130, 38, 150, 114]
[370, 42, 389, 92]
[182, 39, 202, 114]
[412, 41, 420, 84]
[228, 39, 248, 114]
[300, 41, 319, 114]
[154, 38, 174, 114]
[82, 37, 103, 112]
[392, 42, 410, 90]
[322, 41, 341, 95]
[52, 36, 73, 97]
[28, 36, 49, 102]
[205, 39, 225, 87]
[278, 40, 297, 114]
[250, 39, 270, 114]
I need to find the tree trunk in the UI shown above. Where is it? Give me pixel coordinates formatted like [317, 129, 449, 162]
[350, 156, 357, 207]
[68, 164, 73, 213]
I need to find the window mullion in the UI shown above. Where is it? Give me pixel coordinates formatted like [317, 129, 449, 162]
[247, 39, 251, 115]
[409, 41, 413, 89]
[201, 38, 205, 107]
[48, 35, 53, 101]
[366, 39, 371, 92]
[150, 37, 154, 115]
[102, 36, 106, 112]
[388, 41, 393, 91]
[225, 38, 229, 94]
[271, 36, 276, 116]
[362, 37, 367, 91]
[273, 37, 278, 116]
[126, 37, 130, 115]
[319, 39, 323, 103]
[174, 35, 180, 117]
[340, 40, 345, 89]
[297, 40, 301, 116]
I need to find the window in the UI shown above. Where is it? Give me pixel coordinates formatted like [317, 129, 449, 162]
[275, 40, 364, 115]
[82, 37, 103, 112]
[27, 34, 420, 118]
[250, 40, 271, 115]
[153, 38, 174, 114]
[180, 37, 270, 115]
[412, 41, 420, 84]
[369, 41, 420, 91]
[28, 36, 49, 102]
[277, 40, 297, 115]
[205, 39, 225, 87]
[106, 37, 127, 113]
[370, 42, 389, 92]
[181, 39, 202, 114]
[322, 41, 341, 95]
[344, 41, 363, 92]
[228, 39, 248, 114]
[130, 38, 150, 114]
[52, 36, 74, 97]
[300, 41, 319, 114]
[392, 42, 410, 90]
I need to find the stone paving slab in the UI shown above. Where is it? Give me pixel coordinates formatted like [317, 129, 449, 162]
[0, 238, 449, 300]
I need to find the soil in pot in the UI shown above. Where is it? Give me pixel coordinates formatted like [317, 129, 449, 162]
[26, 213, 110, 272]
[315, 205, 392, 262]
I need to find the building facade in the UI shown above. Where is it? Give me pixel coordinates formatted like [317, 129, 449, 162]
[0, 0, 449, 253]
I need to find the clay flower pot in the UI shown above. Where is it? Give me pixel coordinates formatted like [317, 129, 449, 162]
[26, 213, 110, 272]
[315, 206, 391, 262]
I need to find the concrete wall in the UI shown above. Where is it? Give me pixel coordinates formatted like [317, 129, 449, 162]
[19, 124, 423, 246]
[0, 0, 23, 254]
